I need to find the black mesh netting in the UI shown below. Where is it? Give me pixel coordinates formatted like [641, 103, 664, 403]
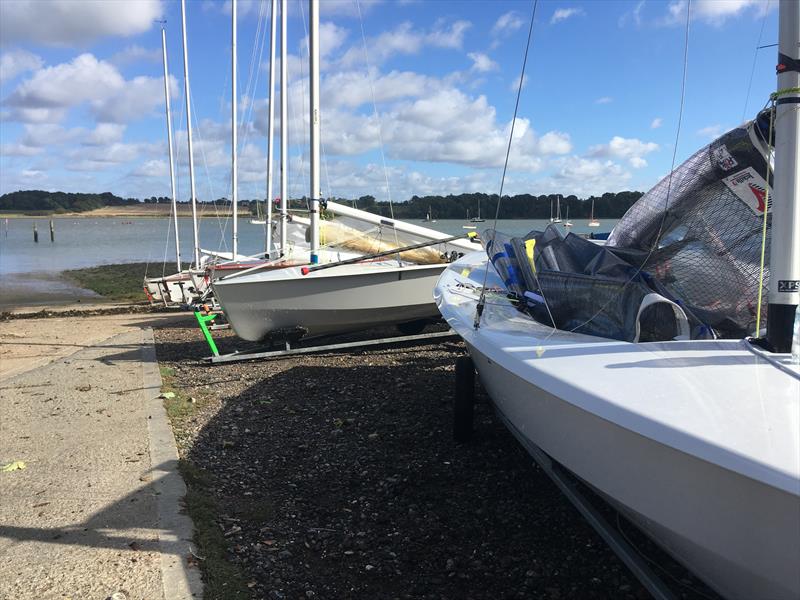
[485, 110, 773, 342]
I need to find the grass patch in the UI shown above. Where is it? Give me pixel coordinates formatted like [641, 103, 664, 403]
[160, 366, 249, 598]
[64, 262, 191, 303]
[179, 460, 251, 600]
[159, 366, 205, 423]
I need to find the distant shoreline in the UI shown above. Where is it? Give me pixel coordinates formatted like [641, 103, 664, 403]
[0, 207, 230, 219]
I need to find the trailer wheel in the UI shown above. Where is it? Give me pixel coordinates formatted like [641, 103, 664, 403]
[453, 355, 475, 442]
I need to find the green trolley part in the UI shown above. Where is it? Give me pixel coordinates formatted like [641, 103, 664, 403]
[194, 311, 220, 357]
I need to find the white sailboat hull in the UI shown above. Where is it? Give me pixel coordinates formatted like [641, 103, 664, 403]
[213, 262, 446, 341]
[436, 253, 800, 600]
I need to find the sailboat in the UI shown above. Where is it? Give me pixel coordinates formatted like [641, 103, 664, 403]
[213, 0, 478, 342]
[422, 206, 436, 223]
[563, 205, 572, 228]
[588, 197, 600, 227]
[552, 194, 562, 223]
[434, 2, 799, 598]
[145, 0, 306, 306]
[470, 197, 485, 223]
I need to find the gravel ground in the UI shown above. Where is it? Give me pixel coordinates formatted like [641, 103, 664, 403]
[154, 323, 716, 600]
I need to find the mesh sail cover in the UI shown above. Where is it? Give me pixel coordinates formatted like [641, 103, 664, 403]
[486, 113, 772, 342]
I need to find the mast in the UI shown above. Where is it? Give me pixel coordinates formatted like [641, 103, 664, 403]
[231, 0, 239, 259]
[265, 0, 277, 256]
[767, 0, 800, 352]
[309, 0, 320, 264]
[279, 0, 288, 255]
[180, 0, 200, 267]
[161, 25, 181, 271]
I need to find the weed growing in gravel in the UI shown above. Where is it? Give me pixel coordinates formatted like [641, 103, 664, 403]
[161, 368, 251, 599]
[179, 460, 251, 600]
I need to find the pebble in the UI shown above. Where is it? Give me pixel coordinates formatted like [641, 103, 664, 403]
[155, 323, 716, 600]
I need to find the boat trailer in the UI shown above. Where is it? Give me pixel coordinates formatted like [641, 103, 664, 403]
[194, 308, 459, 364]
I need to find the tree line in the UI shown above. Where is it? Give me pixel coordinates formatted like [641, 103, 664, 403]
[1, 189, 644, 219]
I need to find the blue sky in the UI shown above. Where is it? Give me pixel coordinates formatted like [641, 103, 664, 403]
[0, 0, 779, 203]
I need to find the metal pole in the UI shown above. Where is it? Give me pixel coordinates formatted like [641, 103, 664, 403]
[265, 0, 277, 257]
[767, 0, 800, 353]
[279, 0, 288, 255]
[161, 26, 181, 271]
[231, 0, 239, 260]
[181, 0, 200, 268]
[309, 0, 320, 264]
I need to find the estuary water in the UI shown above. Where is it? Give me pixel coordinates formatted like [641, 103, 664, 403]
[0, 216, 617, 307]
[0, 216, 617, 276]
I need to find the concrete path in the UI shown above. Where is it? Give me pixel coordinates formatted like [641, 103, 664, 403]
[0, 313, 202, 600]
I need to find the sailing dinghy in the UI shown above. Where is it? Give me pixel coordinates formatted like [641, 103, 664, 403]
[434, 3, 800, 596]
[213, 0, 478, 342]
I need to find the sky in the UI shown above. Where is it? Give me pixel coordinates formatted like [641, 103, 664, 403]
[0, 0, 780, 204]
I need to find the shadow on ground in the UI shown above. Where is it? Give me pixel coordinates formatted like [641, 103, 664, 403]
[155, 321, 673, 600]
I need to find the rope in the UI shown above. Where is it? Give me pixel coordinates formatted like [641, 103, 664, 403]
[754, 102, 775, 336]
[475, 0, 539, 329]
[771, 86, 800, 100]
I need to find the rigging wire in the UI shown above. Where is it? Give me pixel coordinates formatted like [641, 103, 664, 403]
[474, 0, 693, 340]
[741, 0, 772, 123]
[475, 0, 540, 329]
[355, 0, 399, 251]
[554, 0, 692, 339]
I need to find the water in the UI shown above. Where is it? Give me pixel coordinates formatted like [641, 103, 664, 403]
[0, 217, 617, 276]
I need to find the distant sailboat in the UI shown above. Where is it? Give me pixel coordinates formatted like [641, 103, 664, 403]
[552, 194, 562, 223]
[422, 206, 436, 223]
[470, 197, 485, 222]
[564, 205, 573, 228]
[588, 197, 600, 227]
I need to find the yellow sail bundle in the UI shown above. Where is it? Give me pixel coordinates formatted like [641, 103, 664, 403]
[315, 219, 447, 264]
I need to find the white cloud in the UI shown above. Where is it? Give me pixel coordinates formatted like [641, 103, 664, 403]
[375, 89, 570, 170]
[650, 117, 663, 129]
[595, 96, 613, 105]
[110, 45, 162, 66]
[1, 142, 43, 156]
[492, 11, 524, 36]
[663, 0, 768, 26]
[697, 124, 724, 139]
[0, 49, 42, 85]
[467, 52, 498, 73]
[322, 69, 439, 109]
[426, 20, 471, 49]
[589, 136, 658, 168]
[509, 74, 528, 92]
[0, 0, 162, 46]
[619, 0, 646, 27]
[6, 54, 124, 110]
[546, 157, 633, 194]
[19, 123, 83, 147]
[91, 74, 177, 123]
[538, 132, 572, 155]
[551, 8, 586, 25]
[319, 22, 349, 58]
[337, 19, 470, 68]
[85, 123, 127, 146]
[133, 159, 169, 178]
[4, 53, 178, 124]
[65, 142, 142, 171]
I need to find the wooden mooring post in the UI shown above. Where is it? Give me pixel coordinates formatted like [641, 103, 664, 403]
[33, 223, 38, 243]
[49, 219, 54, 242]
